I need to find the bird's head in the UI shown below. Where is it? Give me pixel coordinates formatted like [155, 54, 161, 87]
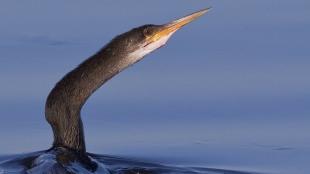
[107, 8, 210, 64]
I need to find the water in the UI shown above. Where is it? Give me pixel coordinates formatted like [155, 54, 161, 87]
[0, 150, 259, 174]
[0, 118, 309, 173]
[0, 0, 309, 173]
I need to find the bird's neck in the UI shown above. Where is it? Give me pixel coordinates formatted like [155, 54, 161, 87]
[45, 45, 136, 153]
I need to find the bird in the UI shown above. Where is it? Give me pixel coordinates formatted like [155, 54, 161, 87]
[0, 8, 210, 174]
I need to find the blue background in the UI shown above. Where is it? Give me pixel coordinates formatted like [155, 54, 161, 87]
[0, 1, 309, 174]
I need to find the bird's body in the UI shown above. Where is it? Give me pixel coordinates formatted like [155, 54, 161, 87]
[1, 9, 210, 174]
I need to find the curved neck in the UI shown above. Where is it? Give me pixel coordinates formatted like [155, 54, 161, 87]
[45, 45, 136, 153]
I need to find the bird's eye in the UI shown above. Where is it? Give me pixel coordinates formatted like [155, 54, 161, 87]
[143, 28, 153, 37]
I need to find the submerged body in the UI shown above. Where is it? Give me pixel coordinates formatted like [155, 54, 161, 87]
[0, 150, 256, 174]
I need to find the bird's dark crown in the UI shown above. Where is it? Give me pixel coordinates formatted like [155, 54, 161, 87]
[106, 24, 162, 52]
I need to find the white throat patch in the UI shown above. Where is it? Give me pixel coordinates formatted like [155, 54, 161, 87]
[128, 32, 175, 64]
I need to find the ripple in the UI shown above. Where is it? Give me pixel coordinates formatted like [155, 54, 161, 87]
[0, 150, 262, 174]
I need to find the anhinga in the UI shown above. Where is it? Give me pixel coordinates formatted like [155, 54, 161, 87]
[44, 8, 209, 170]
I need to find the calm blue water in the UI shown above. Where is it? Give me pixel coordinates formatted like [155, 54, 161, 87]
[0, 0, 309, 174]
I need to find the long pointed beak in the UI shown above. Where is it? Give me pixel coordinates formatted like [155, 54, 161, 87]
[164, 8, 211, 33]
[147, 8, 210, 43]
